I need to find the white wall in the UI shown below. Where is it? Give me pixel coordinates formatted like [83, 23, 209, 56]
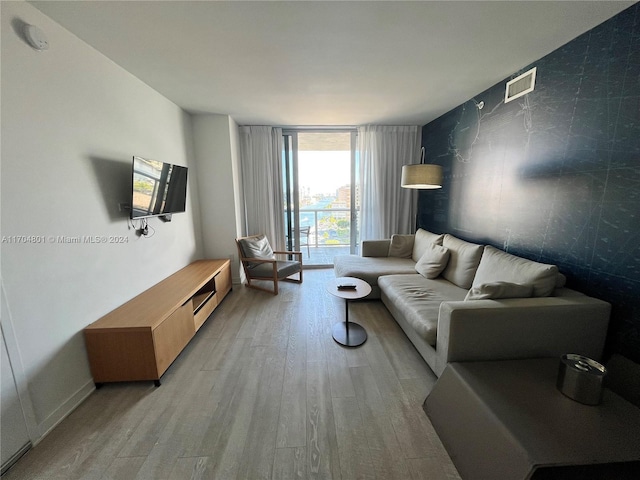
[1, 1, 203, 442]
[192, 114, 243, 282]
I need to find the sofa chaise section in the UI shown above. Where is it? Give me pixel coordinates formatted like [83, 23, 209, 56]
[334, 229, 444, 299]
[381, 278, 610, 376]
[333, 255, 416, 299]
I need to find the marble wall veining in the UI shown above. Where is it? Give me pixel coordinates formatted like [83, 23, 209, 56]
[418, 4, 640, 362]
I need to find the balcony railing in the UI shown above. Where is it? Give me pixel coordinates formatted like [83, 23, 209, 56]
[298, 207, 354, 247]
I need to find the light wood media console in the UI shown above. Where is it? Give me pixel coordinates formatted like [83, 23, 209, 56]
[84, 259, 232, 386]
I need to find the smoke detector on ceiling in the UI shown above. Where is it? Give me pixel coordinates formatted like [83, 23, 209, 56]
[505, 67, 536, 103]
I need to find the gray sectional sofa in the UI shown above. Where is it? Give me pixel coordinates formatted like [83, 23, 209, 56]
[334, 229, 611, 376]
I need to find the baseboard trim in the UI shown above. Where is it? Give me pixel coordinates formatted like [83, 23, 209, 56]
[33, 379, 95, 446]
[1, 441, 31, 475]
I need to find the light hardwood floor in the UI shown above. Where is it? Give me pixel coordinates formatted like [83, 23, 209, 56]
[5, 269, 460, 480]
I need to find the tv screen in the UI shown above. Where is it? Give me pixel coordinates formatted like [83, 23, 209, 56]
[131, 156, 188, 219]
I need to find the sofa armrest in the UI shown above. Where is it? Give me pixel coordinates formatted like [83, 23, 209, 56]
[362, 240, 390, 257]
[436, 295, 610, 371]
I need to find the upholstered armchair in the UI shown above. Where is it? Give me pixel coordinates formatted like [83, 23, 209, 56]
[235, 234, 303, 295]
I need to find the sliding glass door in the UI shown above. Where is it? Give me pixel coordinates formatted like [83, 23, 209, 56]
[282, 130, 358, 267]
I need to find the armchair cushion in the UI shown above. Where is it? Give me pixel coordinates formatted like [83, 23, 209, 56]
[248, 260, 301, 279]
[237, 234, 274, 265]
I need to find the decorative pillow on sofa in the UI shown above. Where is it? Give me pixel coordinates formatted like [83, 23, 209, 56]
[471, 245, 558, 297]
[441, 234, 484, 289]
[412, 229, 445, 262]
[465, 281, 534, 301]
[388, 234, 415, 258]
[415, 244, 450, 278]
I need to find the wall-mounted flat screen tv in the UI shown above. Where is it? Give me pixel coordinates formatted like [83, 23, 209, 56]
[131, 156, 188, 219]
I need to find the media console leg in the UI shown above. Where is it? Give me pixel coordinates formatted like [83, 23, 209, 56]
[154, 380, 161, 387]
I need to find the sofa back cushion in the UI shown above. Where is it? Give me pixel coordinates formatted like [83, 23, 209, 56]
[388, 234, 415, 258]
[441, 234, 484, 289]
[415, 244, 450, 278]
[464, 281, 534, 301]
[412, 229, 445, 262]
[472, 245, 559, 297]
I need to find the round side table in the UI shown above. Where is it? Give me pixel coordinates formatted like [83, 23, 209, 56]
[326, 276, 371, 347]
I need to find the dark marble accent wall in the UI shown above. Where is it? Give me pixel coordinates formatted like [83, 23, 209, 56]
[418, 4, 640, 363]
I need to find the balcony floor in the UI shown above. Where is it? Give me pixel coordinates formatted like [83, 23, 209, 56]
[300, 245, 353, 266]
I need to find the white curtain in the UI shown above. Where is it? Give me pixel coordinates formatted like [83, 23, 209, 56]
[239, 126, 285, 250]
[358, 125, 422, 240]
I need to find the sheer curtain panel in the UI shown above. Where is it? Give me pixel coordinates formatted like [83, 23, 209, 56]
[358, 125, 422, 241]
[239, 126, 285, 250]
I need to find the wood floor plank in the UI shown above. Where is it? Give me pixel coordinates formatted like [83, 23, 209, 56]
[236, 348, 286, 480]
[332, 396, 376, 480]
[276, 309, 307, 448]
[349, 365, 387, 419]
[5, 385, 152, 480]
[306, 360, 342, 480]
[233, 293, 268, 340]
[399, 376, 437, 408]
[323, 334, 356, 399]
[133, 370, 218, 479]
[100, 456, 146, 480]
[363, 413, 413, 480]
[195, 338, 261, 455]
[4, 270, 460, 480]
[363, 335, 414, 415]
[351, 366, 411, 479]
[200, 305, 249, 372]
[377, 329, 435, 381]
[407, 456, 455, 480]
[167, 457, 210, 480]
[306, 313, 328, 363]
[363, 335, 440, 460]
[272, 447, 306, 480]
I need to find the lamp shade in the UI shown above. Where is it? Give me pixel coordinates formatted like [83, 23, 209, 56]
[401, 164, 442, 189]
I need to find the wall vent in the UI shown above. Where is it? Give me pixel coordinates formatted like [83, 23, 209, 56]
[505, 67, 537, 103]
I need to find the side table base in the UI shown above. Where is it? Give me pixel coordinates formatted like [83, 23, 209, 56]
[332, 321, 367, 347]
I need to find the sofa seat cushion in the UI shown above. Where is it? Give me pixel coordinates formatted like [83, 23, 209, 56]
[249, 260, 301, 279]
[472, 245, 559, 297]
[333, 255, 416, 287]
[379, 274, 468, 346]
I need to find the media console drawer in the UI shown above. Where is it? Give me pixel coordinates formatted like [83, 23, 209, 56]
[84, 259, 232, 386]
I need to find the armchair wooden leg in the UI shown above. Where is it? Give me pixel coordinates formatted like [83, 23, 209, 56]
[245, 281, 278, 295]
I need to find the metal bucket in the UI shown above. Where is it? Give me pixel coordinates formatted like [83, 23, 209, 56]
[556, 354, 607, 405]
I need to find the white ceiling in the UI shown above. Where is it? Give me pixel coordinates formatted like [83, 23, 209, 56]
[30, 0, 636, 126]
